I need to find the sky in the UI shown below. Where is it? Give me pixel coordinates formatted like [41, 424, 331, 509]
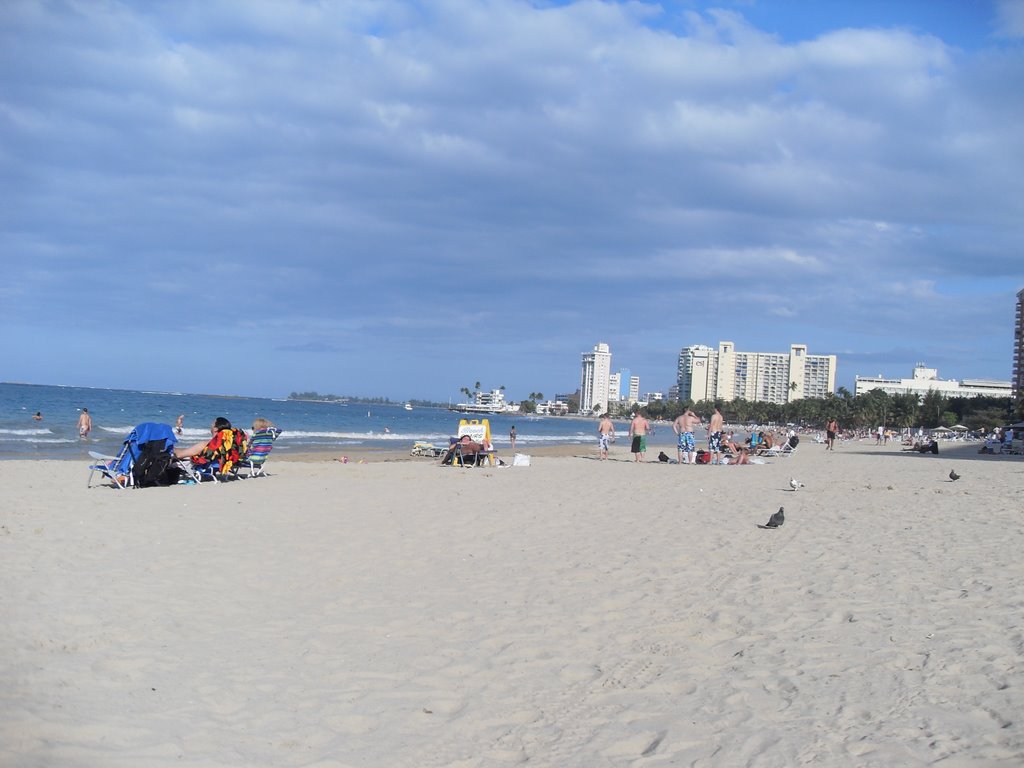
[2, 0, 1023, 402]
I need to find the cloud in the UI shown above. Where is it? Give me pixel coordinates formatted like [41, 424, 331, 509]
[0, 0, 1021, 398]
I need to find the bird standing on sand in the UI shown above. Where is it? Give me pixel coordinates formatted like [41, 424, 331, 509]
[765, 507, 785, 528]
[949, 469, 961, 481]
[789, 477, 804, 491]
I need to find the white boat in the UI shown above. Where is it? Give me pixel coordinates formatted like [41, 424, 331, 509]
[404, 403, 413, 411]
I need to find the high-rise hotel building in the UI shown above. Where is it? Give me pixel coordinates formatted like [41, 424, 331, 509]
[1014, 288, 1024, 401]
[678, 342, 837, 405]
[580, 342, 612, 413]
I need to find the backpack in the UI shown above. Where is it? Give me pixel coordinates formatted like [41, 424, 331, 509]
[695, 450, 711, 464]
[133, 440, 181, 488]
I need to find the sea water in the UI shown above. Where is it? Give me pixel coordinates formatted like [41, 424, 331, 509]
[0, 382, 674, 460]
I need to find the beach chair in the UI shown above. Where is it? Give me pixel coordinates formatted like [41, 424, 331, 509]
[88, 447, 133, 489]
[453, 418, 497, 467]
[765, 436, 799, 458]
[239, 427, 281, 477]
[88, 422, 188, 489]
[190, 427, 249, 482]
[411, 441, 445, 458]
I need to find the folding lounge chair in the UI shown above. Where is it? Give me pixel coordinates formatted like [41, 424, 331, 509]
[763, 439, 798, 458]
[88, 446, 133, 489]
[190, 427, 249, 482]
[88, 422, 189, 489]
[239, 427, 281, 477]
[453, 420, 497, 467]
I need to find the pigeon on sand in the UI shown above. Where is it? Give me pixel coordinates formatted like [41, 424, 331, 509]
[789, 477, 804, 491]
[765, 507, 785, 528]
[949, 469, 960, 482]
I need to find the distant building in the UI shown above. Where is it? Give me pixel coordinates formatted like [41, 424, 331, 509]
[1014, 288, 1024, 401]
[535, 400, 570, 416]
[643, 392, 663, 403]
[628, 375, 640, 405]
[855, 365, 1012, 399]
[580, 342, 612, 413]
[450, 388, 517, 414]
[677, 342, 836, 405]
[608, 372, 622, 404]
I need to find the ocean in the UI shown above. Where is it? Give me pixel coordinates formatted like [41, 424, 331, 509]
[0, 382, 680, 460]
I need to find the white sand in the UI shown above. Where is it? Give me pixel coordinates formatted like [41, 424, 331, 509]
[1, 444, 1022, 767]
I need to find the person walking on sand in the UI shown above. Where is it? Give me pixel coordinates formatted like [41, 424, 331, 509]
[598, 413, 615, 460]
[77, 408, 92, 439]
[175, 414, 184, 436]
[673, 406, 702, 465]
[707, 405, 724, 465]
[629, 412, 650, 463]
[509, 425, 517, 453]
[826, 418, 838, 451]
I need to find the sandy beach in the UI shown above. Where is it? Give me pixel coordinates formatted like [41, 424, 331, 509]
[2, 441, 1022, 767]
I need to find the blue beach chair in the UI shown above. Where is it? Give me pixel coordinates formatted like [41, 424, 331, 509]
[87, 422, 184, 489]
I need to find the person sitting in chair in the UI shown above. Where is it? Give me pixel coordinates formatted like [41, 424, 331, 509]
[175, 416, 249, 475]
[440, 434, 486, 466]
[755, 432, 774, 453]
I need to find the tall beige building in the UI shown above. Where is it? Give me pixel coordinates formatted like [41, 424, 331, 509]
[677, 342, 837, 405]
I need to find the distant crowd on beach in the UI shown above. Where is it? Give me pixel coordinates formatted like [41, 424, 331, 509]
[595, 405, 805, 465]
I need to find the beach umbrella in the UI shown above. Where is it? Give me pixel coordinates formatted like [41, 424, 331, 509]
[931, 426, 952, 433]
[950, 424, 969, 431]
[1010, 421, 1024, 429]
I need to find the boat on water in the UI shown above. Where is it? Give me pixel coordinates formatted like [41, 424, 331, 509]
[404, 403, 413, 411]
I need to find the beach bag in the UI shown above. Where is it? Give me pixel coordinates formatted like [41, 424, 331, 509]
[658, 451, 670, 462]
[696, 450, 711, 465]
[133, 440, 181, 488]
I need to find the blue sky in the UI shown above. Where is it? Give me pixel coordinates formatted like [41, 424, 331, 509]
[2, 0, 1023, 402]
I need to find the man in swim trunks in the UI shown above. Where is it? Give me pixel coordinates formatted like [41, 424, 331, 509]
[77, 408, 92, 439]
[707, 405, 724, 464]
[673, 407, 701, 465]
[597, 413, 615, 460]
[826, 418, 838, 451]
[629, 412, 650, 463]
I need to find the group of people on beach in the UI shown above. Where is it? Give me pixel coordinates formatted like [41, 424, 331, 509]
[597, 406, 803, 465]
[79, 405, 280, 481]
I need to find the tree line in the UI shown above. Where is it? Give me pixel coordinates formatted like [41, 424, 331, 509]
[629, 388, 1019, 432]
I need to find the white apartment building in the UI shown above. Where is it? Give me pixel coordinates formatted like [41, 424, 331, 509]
[580, 342, 612, 413]
[1015, 288, 1024, 400]
[855, 365, 1012, 399]
[608, 372, 622, 403]
[628, 375, 640, 405]
[678, 342, 837, 405]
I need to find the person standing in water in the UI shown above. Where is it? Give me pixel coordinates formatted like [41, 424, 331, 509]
[77, 408, 92, 439]
[509, 425, 517, 452]
[175, 414, 185, 436]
